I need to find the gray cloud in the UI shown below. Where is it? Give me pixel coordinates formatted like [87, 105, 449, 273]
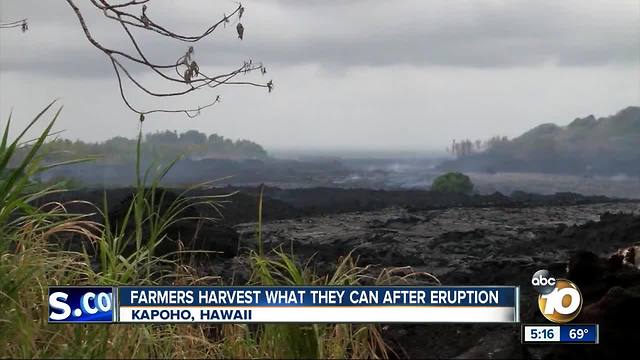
[0, 0, 637, 151]
[1, 0, 637, 77]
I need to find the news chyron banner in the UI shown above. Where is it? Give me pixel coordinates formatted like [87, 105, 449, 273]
[49, 286, 520, 323]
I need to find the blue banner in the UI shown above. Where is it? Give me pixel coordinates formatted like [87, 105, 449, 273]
[48, 286, 115, 323]
[118, 286, 517, 307]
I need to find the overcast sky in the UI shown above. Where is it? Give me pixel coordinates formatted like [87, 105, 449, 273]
[0, 0, 638, 153]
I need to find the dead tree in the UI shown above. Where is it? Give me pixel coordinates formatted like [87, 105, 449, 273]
[63, 0, 272, 120]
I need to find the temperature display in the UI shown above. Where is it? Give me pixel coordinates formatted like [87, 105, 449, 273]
[522, 324, 598, 344]
[559, 325, 598, 343]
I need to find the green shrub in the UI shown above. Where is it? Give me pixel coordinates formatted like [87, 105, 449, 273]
[431, 172, 474, 194]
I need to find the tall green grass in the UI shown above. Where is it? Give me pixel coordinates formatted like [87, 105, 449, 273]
[94, 126, 233, 285]
[0, 103, 223, 357]
[0, 103, 407, 358]
[218, 186, 393, 359]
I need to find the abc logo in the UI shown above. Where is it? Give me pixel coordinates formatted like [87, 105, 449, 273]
[531, 270, 582, 323]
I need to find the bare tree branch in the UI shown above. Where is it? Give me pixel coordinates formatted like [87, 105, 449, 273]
[0, 18, 28, 32]
[64, 0, 272, 119]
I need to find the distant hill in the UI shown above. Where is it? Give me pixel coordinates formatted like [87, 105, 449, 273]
[12, 130, 268, 167]
[439, 106, 640, 176]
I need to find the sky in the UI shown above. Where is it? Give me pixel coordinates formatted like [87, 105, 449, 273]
[0, 0, 638, 153]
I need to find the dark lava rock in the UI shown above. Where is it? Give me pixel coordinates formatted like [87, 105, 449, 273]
[107, 189, 240, 258]
[230, 203, 640, 359]
[80, 189, 239, 259]
[36, 186, 640, 358]
[456, 327, 525, 359]
[39, 186, 627, 232]
[527, 240, 640, 360]
[567, 250, 607, 294]
[538, 212, 640, 257]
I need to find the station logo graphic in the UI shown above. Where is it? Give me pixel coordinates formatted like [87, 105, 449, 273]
[531, 269, 582, 323]
[48, 286, 114, 323]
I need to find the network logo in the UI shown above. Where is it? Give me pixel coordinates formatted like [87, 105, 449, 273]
[48, 286, 114, 323]
[531, 269, 583, 323]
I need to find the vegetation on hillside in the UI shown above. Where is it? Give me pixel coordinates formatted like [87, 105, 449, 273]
[440, 106, 640, 176]
[446, 136, 509, 158]
[10, 130, 268, 167]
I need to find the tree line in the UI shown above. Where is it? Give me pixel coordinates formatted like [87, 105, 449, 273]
[446, 136, 509, 158]
[12, 130, 268, 166]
